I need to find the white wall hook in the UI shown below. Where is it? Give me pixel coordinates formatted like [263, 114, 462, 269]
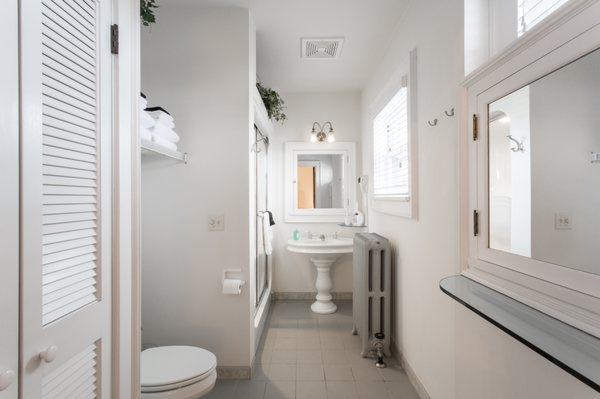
[39, 345, 58, 363]
[427, 119, 438, 127]
[444, 108, 455, 117]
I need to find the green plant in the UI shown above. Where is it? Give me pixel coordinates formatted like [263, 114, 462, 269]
[257, 83, 287, 124]
[141, 0, 158, 26]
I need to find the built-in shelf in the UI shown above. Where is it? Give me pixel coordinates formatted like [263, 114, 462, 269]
[141, 138, 188, 163]
[337, 224, 367, 228]
[440, 275, 600, 393]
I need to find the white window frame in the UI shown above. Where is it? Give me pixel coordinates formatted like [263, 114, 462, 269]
[370, 48, 418, 219]
[463, 0, 600, 338]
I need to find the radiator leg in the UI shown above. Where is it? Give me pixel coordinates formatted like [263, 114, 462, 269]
[351, 326, 357, 335]
[310, 257, 337, 314]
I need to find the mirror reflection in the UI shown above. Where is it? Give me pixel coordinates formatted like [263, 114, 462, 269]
[488, 48, 600, 276]
[297, 154, 345, 209]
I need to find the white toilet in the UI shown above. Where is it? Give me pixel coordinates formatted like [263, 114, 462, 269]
[141, 346, 217, 399]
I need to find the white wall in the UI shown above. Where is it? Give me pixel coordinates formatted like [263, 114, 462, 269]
[361, 1, 600, 398]
[269, 92, 362, 294]
[140, 6, 254, 367]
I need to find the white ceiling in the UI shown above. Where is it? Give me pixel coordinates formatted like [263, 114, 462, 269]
[253, 0, 409, 93]
[160, 0, 409, 93]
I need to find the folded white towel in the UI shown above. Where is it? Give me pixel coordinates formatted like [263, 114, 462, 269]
[140, 111, 155, 129]
[262, 214, 273, 255]
[147, 109, 174, 124]
[151, 123, 180, 143]
[152, 134, 178, 151]
[140, 96, 148, 110]
[154, 117, 175, 130]
[140, 127, 152, 141]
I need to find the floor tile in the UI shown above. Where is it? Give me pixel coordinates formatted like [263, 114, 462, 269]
[379, 364, 408, 381]
[355, 381, 390, 399]
[296, 365, 325, 381]
[326, 381, 359, 399]
[296, 349, 322, 364]
[324, 365, 354, 381]
[265, 380, 295, 399]
[320, 337, 345, 350]
[297, 337, 321, 350]
[351, 366, 383, 382]
[271, 349, 297, 364]
[322, 349, 348, 365]
[274, 337, 297, 350]
[266, 364, 296, 381]
[203, 380, 238, 399]
[252, 364, 270, 381]
[296, 381, 327, 399]
[385, 380, 421, 399]
[256, 348, 273, 364]
[234, 380, 267, 399]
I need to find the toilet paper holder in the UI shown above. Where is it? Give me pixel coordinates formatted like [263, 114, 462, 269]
[222, 269, 246, 290]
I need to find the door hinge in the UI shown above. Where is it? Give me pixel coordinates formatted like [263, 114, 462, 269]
[472, 114, 479, 141]
[111, 24, 119, 54]
[473, 210, 480, 237]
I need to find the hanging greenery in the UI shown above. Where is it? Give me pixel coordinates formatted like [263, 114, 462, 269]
[257, 83, 287, 124]
[141, 0, 158, 26]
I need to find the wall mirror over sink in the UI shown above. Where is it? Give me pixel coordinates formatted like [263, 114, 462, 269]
[465, 5, 600, 339]
[285, 142, 356, 223]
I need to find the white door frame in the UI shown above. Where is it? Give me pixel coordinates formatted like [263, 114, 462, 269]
[112, 0, 141, 397]
[0, 0, 20, 397]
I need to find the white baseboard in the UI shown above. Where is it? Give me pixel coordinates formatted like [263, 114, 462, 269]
[391, 341, 431, 399]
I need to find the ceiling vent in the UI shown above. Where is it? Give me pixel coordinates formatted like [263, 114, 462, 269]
[301, 37, 344, 59]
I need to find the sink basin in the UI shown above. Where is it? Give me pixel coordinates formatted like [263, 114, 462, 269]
[287, 237, 354, 315]
[286, 237, 354, 255]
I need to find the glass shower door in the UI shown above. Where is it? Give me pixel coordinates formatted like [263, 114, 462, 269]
[255, 127, 269, 306]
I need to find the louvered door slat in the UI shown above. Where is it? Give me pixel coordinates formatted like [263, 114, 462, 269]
[43, 228, 97, 244]
[44, 212, 96, 225]
[43, 155, 97, 171]
[43, 277, 96, 305]
[43, 285, 96, 315]
[42, 344, 97, 399]
[42, 134, 96, 156]
[44, 261, 96, 285]
[46, 0, 95, 36]
[42, 3, 95, 46]
[40, 10, 95, 56]
[43, 253, 96, 274]
[42, 24, 95, 69]
[43, 195, 97, 205]
[43, 83, 96, 114]
[43, 144, 96, 163]
[43, 123, 96, 146]
[43, 270, 96, 296]
[43, 62, 96, 97]
[43, 175, 97, 188]
[42, 245, 96, 274]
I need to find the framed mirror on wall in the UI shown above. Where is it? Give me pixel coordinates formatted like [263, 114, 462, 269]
[284, 142, 356, 223]
[464, 0, 600, 338]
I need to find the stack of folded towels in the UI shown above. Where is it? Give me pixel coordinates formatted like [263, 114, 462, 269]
[139, 93, 181, 152]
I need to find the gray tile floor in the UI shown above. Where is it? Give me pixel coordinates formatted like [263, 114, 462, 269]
[204, 300, 420, 399]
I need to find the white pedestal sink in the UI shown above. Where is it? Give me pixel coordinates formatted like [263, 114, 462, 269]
[287, 237, 354, 314]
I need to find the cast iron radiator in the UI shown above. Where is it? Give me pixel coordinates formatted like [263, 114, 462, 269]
[352, 233, 392, 357]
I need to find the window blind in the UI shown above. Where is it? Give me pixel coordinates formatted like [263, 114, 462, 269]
[373, 84, 409, 197]
[518, 0, 570, 36]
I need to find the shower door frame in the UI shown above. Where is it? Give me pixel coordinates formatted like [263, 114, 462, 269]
[254, 126, 271, 308]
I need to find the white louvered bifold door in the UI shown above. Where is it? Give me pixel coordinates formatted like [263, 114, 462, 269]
[20, 0, 112, 396]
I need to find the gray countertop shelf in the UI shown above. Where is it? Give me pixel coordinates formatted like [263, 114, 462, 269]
[440, 275, 600, 393]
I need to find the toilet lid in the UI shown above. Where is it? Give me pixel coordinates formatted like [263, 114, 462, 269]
[141, 346, 217, 389]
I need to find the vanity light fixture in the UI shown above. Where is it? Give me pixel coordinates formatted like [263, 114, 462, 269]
[310, 121, 335, 143]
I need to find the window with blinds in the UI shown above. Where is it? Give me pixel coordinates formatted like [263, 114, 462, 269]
[373, 84, 409, 198]
[518, 0, 571, 36]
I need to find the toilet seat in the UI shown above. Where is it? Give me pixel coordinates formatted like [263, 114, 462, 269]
[141, 346, 217, 393]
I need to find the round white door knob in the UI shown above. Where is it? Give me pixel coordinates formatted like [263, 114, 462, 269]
[0, 370, 15, 391]
[39, 345, 58, 363]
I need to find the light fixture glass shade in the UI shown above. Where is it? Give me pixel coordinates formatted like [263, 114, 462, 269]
[310, 133, 318, 143]
[327, 133, 335, 142]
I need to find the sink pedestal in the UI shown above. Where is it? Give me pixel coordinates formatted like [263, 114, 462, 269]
[286, 237, 354, 315]
[310, 256, 339, 314]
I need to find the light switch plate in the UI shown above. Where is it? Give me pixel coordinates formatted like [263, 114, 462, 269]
[208, 214, 225, 231]
[555, 212, 572, 230]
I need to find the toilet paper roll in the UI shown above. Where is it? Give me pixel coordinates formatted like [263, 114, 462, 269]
[222, 279, 244, 295]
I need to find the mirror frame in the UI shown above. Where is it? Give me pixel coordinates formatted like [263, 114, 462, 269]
[284, 142, 356, 223]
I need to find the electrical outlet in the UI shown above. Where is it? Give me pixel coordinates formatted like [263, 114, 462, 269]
[555, 213, 572, 230]
[208, 214, 225, 231]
